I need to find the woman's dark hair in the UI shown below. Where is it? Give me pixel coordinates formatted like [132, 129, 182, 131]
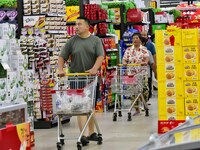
[132, 32, 142, 41]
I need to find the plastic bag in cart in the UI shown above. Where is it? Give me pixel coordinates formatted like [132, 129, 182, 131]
[55, 88, 92, 113]
[122, 76, 137, 84]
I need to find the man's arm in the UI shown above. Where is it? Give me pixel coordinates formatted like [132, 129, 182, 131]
[86, 56, 104, 75]
[58, 57, 66, 77]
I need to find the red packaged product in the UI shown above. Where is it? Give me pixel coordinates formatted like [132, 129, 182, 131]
[158, 120, 185, 134]
[126, 9, 142, 22]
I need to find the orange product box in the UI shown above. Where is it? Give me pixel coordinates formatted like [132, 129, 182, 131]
[158, 98, 185, 116]
[158, 120, 185, 134]
[156, 46, 182, 64]
[158, 80, 184, 98]
[183, 46, 199, 64]
[185, 98, 200, 116]
[184, 81, 200, 98]
[183, 64, 199, 80]
[182, 29, 199, 46]
[157, 63, 183, 81]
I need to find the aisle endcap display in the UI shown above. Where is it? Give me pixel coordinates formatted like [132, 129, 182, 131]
[156, 26, 200, 134]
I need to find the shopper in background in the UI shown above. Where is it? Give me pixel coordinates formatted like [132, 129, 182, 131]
[122, 32, 149, 116]
[141, 31, 157, 101]
[58, 17, 104, 146]
[141, 37, 157, 102]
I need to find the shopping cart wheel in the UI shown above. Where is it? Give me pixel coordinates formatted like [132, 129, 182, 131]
[77, 144, 82, 150]
[127, 112, 132, 121]
[118, 111, 122, 117]
[60, 134, 65, 145]
[97, 136, 103, 145]
[145, 109, 149, 117]
[57, 142, 62, 150]
[113, 112, 117, 121]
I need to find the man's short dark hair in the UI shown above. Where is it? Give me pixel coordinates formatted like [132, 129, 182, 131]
[77, 16, 90, 25]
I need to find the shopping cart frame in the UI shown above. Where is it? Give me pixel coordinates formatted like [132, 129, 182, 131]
[138, 115, 200, 150]
[51, 73, 103, 150]
[110, 64, 149, 122]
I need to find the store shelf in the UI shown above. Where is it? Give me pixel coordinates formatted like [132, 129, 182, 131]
[90, 19, 116, 25]
[126, 21, 151, 26]
[46, 13, 66, 17]
[23, 14, 46, 16]
[97, 33, 116, 38]
[153, 23, 169, 25]
[176, 7, 200, 11]
[107, 66, 117, 70]
[106, 48, 118, 52]
[47, 30, 68, 34]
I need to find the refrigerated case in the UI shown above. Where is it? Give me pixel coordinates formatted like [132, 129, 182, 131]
[0, 103, 27, 128]
[139, 115, 200, 150]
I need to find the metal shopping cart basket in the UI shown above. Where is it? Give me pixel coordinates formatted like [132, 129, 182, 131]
[51, 73, 103, 150]
[138, 115, 200, 150]
[110, 64, 149, 121]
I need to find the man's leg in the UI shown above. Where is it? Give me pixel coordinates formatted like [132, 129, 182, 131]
[77, 116, 89, 145]
[88, 81, 99, 140]
[77, 116, 87, 134]
[88, 115, 95, 136]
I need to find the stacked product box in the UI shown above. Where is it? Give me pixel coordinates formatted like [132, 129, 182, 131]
[156, 27, 200, 134]
[182, 29, 200, 117]
[156, 27, 185, 134]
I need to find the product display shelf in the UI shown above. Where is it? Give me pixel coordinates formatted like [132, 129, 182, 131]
[111, 5, 154, 39]
[15, 0, 72, 129]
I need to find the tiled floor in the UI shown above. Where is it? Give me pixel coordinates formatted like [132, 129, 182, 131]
[33, 95, 158, 150]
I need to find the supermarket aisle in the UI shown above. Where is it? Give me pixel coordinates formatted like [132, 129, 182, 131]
[33, 95, 158, 150]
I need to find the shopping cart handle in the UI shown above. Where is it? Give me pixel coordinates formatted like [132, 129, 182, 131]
[65, 73, 91, 76]
[118, 64, 141, 67]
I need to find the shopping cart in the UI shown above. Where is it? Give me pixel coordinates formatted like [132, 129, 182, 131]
[51, 73, 103, 150]
[138, 115, 200, 150]
[110, 64, 149, 121]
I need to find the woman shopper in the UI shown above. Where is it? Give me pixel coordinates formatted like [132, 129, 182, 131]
[122, 32, 149, 116]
